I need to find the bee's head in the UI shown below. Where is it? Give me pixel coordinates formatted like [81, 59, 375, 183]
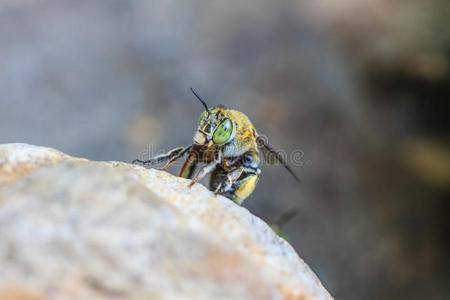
[190, 88, 235, 147]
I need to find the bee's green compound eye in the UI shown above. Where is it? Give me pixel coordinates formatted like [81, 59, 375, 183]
[213, 119, 233, 144]
[198, 110, 208, 125]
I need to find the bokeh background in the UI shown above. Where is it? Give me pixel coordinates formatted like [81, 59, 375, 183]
[1, 0, 449, 299]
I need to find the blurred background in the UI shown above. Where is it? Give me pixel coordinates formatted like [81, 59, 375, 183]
[0, 0, 449, 299]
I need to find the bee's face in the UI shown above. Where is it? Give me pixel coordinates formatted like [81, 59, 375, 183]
[194, 108, 235, 147]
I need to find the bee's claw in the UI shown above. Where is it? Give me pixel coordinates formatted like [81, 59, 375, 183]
[188, 180, 196, 188]
[158, 165, 170, 171]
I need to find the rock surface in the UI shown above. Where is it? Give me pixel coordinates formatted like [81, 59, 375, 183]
[0, 143, 333, 300]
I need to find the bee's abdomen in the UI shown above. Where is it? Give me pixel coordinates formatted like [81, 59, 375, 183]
[231, 167, 260, 204]
[210, 152, 261, 204]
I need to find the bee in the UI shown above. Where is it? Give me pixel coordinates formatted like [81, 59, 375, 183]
[133, 88, 300, 204]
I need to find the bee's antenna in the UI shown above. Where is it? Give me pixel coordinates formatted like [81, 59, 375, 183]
[190, 87, 210, 116]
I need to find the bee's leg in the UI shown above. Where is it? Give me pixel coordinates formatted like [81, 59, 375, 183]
[133, 147, 183, 166]
[132, 145, 191, 169]
[214, 178, 233, 196]
[188, 151, 222, 187]
[213, 180, 225, 195]
[178, 152, 198, 179]
[158, 146, 193, 170]
[208, 168, 226, 194]
[188, 161, 218, 188]
[214, 167, 244, 196]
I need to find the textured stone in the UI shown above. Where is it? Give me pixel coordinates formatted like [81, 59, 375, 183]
[0, 143, 333, 300]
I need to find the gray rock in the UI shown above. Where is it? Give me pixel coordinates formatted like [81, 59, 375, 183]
[0, 143, 333, 300]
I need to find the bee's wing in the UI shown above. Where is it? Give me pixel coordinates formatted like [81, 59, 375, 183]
[256, 136, 300, 183]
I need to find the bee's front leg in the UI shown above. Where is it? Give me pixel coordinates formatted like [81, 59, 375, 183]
[188, 151, 222, 188]
[188, 161, 217, 188]
[132, 145, 192, 169]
